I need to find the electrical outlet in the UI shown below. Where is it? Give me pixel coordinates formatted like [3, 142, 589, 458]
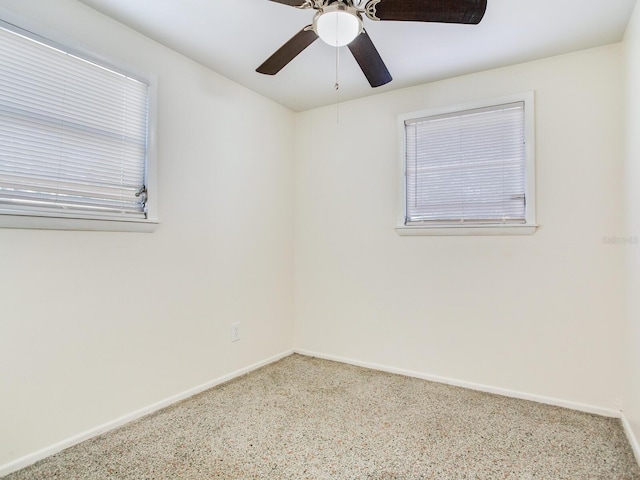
[231, 322, 240, 342]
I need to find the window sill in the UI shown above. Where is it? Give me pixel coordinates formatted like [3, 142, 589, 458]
[0, 214, 158, 233]
[396, 224, 538, 236]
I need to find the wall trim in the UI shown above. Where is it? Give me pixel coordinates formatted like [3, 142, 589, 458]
[0, 349, 294, 478]
[294, 349, 621, 418]
[622, 413, 640, 466]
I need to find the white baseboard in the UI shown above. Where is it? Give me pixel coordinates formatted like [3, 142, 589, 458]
[0, 349, 294, 478]
[294, 349, 621, 418]
[622, 413, 640, 466]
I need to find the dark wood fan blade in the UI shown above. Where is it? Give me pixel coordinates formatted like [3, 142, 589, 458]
[256, 26, 318, 75]
[268, 0, 309, 7]
[347, 30, 392, 88]
[366, 0, 487, 24]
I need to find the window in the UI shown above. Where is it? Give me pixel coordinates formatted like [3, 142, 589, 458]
[397, 93, 536, 236]
[0, 20, 157, 231]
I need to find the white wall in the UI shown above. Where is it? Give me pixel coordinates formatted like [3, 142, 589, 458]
[0, 0, 295, 469]
[294, 44, 626, 412]
[624, 0, 640, 458]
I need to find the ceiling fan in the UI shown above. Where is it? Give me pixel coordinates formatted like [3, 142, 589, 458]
[256, 0, 488, 88]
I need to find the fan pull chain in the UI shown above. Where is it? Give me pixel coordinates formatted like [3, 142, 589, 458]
[335, 44, 340, 123]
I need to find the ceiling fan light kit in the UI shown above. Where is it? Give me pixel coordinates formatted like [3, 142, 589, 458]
[313, 4, 363, 47]
[257, 0, 488, 88]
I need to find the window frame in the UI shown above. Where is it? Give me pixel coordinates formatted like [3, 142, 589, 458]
[0, 19, 158, 232]
[396, 92, 537, 236]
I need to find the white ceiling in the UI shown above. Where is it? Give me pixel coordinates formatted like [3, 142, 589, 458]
[78, 0, 637, 112]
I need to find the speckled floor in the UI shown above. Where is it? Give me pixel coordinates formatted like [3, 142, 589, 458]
[5, 354, 640, 479]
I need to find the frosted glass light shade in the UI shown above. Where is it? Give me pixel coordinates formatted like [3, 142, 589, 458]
[315, 10, 361, 47]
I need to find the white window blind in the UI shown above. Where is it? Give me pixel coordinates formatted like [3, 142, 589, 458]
[404, 102, 526, 225]
[0, 23, 149, 221]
